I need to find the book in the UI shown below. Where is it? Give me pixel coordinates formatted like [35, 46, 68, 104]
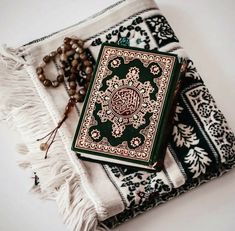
[72, 43, 183, 170]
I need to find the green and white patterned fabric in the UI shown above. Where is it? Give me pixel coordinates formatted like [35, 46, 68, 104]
[0, 0, 234, 230]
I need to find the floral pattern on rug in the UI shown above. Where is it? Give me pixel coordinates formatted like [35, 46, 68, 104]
[104, 165, 171, 208]
[183, 84, 235, 164]
[172, 104, 212, 178]
[145, 15, 179, 47]
[90, 16, 156, 50]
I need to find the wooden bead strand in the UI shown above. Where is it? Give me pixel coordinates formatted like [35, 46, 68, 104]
[35, 37, 93, 158]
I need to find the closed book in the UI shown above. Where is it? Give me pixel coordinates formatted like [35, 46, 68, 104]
[72, 43, 183, 170]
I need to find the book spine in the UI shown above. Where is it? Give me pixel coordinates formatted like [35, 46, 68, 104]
[151, 59, 187, 170]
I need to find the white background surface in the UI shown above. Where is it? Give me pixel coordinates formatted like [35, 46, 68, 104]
[0, 0, 235, 230]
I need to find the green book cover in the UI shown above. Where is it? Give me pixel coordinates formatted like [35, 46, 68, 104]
[72, 43, 182, 170]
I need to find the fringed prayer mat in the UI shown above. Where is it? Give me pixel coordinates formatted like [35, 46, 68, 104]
[0, 0, 234, 230]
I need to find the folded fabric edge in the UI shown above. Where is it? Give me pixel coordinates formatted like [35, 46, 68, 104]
[0, 47, 108, 231]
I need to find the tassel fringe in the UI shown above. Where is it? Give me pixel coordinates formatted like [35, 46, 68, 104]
[0, 46, 107, 231]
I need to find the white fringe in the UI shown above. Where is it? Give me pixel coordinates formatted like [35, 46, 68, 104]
[0, 46, 107, 231]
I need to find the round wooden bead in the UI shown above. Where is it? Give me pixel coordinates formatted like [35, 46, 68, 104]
[73, 93, 84, 102]
[75, 47, 83, 54]
[74, 53, 80, 60]
[43, 55, 50, 63]
[71, 59, 78, 67]
[64, 37, 71, 44]
[36, 67, 43, 75]
[52, 80, 60, 87]
[85, 66, 93, 75]
[57, 75, 64, 82]
[43, 79, 52, 87]
[40, 143, 48, 151]
[83, 60, 90, 67]
[38, 74, 46, 81]
[49, 51, 57, 58]
[64, 44, 71, 51]
[79, 53, 87, 60]
[72, 43, 78, 49]
[69, 81, 77, 89]
[68, 89, 76, 96]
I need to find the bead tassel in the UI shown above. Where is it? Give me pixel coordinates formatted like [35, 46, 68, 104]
[37, 99, 76, 158]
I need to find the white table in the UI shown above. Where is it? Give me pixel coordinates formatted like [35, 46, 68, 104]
[0, 1, 234, 230]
